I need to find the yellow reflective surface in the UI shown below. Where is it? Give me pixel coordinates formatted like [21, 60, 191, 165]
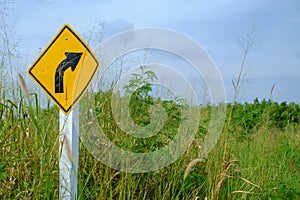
[28, 24, 99, 114]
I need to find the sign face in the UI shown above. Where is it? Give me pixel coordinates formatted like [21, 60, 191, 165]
[28, 24, 99, 114]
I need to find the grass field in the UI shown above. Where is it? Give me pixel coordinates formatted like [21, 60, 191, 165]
[0, 81, 299, 199]
[0, 1, 299, 199]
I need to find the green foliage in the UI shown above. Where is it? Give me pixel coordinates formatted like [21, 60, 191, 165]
[230, 98, 300, 138]
[94, 90, 182, 153]
[123, 65, 157, 96]
[124, 65, 158, 126]
[269, 101, 300, 129]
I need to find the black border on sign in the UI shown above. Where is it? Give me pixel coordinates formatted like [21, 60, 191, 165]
[28, 24, 99, 114]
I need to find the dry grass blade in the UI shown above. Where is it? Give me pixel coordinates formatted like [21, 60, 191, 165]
[62, 135, 74, 163]
[183, 158, 203, 180]
[18, 73, 29, 97]
[228, 190, 260, 200]
[240, 177, 261, 188]
[216, 160, 238, 197]
[269, 84, 275, 100]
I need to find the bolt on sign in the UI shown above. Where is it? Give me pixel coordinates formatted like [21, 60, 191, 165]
[28, 24, 99, 114]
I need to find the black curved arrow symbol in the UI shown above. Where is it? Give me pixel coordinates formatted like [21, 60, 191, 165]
[55, 52, 83, 93]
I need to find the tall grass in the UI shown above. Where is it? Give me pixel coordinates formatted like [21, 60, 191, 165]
[0, 76, 299, 199]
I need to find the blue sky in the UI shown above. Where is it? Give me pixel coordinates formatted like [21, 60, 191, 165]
[5, 0, 300, 103]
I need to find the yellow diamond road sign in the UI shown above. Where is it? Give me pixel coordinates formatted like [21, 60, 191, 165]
[28, 24, 99, 114]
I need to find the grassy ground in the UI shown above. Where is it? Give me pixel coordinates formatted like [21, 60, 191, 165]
[0, 87, 299, 199]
